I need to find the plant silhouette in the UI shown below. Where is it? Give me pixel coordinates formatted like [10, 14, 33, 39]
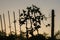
[0, 5, 60, 40]
[18, 5, 50, 40]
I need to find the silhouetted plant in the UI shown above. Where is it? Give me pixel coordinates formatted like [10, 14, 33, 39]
[19, 5, 49, 40]
[0, 5, 58, 40]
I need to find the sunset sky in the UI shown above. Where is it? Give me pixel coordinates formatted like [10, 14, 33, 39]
[0, 0, 60, 36]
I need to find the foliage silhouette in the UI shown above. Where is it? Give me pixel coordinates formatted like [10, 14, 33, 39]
[18, 5, 50, 40]
[0, 5, 60, 40]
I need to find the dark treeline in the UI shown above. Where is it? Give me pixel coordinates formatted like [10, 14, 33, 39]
[0, 5, 60, 40]
[0, 31, 60, 40]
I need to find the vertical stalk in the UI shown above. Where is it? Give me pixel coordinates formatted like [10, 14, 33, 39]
[51, 9, 55, 40]
[13, 11, 16, 35]
[0, 15, 3, 32]
[19, 9, 21, 35]
[8, 11, 11, 34]
[3, 13, 6, 35]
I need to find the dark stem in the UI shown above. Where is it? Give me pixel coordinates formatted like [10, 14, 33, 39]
[0, 15, 3, 32]
[8, 11, 11, 34]
[51, 9, 55, 40]
[3, 14, 6, 35]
